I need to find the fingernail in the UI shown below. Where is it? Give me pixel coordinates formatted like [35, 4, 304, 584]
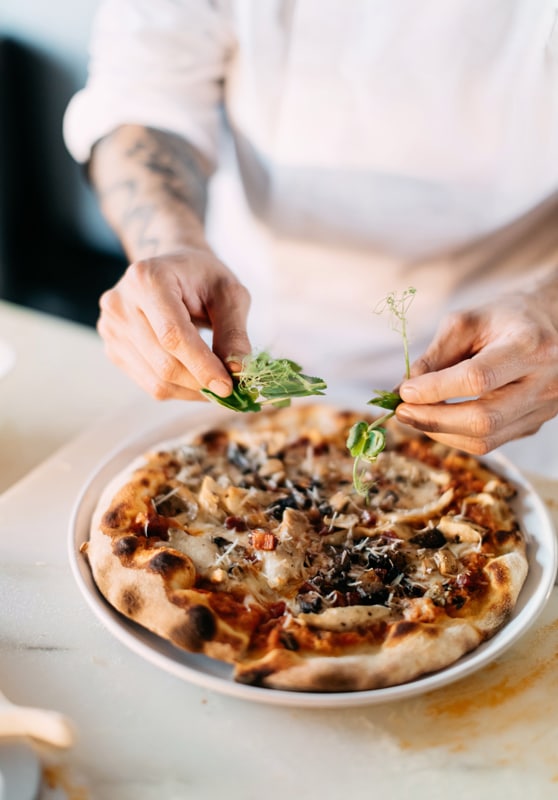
[208, 379, 231, 397]
[225, 354, 247, 373]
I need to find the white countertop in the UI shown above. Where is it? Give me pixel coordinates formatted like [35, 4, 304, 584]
[0, 301, 147, 494]
[2, 299, 558, 799]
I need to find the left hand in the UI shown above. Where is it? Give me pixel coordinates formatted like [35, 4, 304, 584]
[395, 291, 558, 454]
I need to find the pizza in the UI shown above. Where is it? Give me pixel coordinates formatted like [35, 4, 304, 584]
[83, 404, 529, 693]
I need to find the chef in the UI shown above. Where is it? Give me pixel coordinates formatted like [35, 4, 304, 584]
[64, 0, 558, 454]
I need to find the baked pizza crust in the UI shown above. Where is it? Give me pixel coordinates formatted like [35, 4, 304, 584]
[84, 404, 529, 693]
[233, 619, 483, 692]
[233, 550, 527, 692]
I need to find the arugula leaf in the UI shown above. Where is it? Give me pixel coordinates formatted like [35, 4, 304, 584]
[200, 384, 262, 412]
[201, 351, 327, 413]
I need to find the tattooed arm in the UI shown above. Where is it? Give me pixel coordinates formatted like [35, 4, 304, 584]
[89, 124, 251, 401]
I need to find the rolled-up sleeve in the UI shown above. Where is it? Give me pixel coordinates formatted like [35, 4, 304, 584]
[63, 0, 235, 164]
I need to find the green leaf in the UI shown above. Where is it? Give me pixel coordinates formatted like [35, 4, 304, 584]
[367, 390, 402, 411]
[346, 421, 369, 457]
[200, 386, 262, 413]
[201, 350, 327, 414]
[259, 371, 326, 400]
[346, 419, 391, 497]
[269, 398, 291, 409]
[361, 427, 386, 459]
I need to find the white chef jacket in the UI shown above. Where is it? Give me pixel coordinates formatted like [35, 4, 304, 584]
[64, 0, 558, 397]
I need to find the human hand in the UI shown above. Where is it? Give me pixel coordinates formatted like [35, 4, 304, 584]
[395, 292, 558, 454]
[97, 247, 252, 401]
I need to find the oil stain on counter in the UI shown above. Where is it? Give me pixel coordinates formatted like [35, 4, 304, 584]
[378, 599, 558, 778]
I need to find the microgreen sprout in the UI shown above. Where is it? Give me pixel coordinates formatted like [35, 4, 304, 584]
[347, 287, 416, 496]
[201, 351, 327, 413]
[374, 286, 416, 382]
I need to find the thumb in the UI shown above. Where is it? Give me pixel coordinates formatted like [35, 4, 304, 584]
[399, 313, 481, 403]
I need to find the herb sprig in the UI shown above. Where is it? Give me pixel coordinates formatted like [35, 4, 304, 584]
[347, 287, 416, 496]
[201, 351, 327, 413]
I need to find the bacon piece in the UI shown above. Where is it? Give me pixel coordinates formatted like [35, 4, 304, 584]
[251, 529, 278, 551]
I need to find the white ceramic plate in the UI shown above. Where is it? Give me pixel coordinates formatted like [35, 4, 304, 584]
[68, 406, 558, 709]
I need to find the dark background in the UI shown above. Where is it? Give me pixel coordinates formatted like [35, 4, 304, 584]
[0, 37, 127, 327]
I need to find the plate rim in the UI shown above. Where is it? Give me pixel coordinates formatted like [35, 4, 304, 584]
[67, 404, 558, 709]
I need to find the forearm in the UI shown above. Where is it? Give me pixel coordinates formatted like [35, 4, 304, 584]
[89, 125, 213, 261]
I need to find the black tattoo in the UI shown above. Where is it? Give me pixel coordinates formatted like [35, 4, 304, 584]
[125, 127, 210, 220]
[99, 179, 160, 257]
[94, 126, 211, 257]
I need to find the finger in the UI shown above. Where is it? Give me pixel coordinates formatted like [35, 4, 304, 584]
[404, 408, 544, 455]
[101, 327, 207, 402]
[400, 345, 529, 405]
[208, 281, 252, 370]
[130, 274, 234, 396]
[134, 308, 204, 391]
[395, 384, 549, 454]
[396, 379, 535, 438]
[99, 300, 202, 392]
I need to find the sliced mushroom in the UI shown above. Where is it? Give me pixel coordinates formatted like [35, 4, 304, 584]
[221, 486, 250, 516]
[197, 475, 225, 520]
[329, 490, 351, 513]
[380, 488, 455, 524]
[437, 515, 485, 543]
[483, 478, 515, 500]
[433, 548, 459, 576]
[258, 457, 285, 480]
[297, 604, 391, 631]
[276, 507, 310, 542]
[323, 512, 360, 531]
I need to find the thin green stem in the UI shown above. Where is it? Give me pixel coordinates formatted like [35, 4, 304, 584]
[368, 411, 395, 431]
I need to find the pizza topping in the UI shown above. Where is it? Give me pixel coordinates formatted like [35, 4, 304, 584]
[198, 476, 225, 519]
[91, 406, 528, 693]
[323, 512, 359, 531]
[259, 458, 285, 480]
[298, 604, 391, 631]
[462, 492, 516, 531]
[267, 494, 304, 520]
[250, 530, 278, 551]
[133, 511, 173, 540]
[433, 548, 459, 576]
[437, 515, 484, 543]
[112, 429, 496, 615]
[294, 536, 410, 613]
[224, 515, 248, 532]
[154, 489, 199, 527]
[409, 527, 446, 548]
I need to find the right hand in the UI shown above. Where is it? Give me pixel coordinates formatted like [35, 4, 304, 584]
[97, 247, 252, 401]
